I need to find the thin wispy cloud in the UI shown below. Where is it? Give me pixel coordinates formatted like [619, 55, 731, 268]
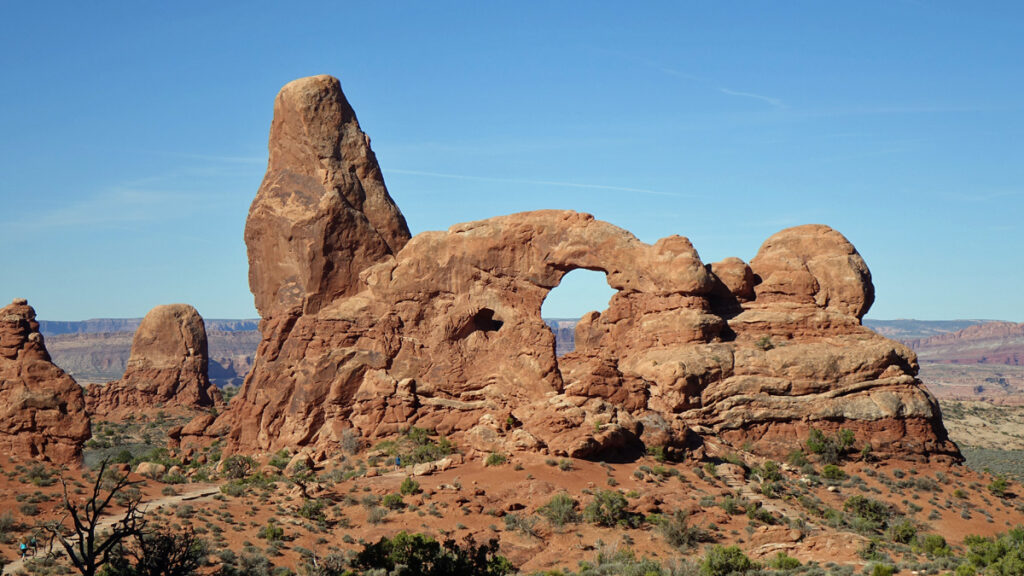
[386, 168, 694, 198]
[719, 88, 786, 109]
[2, 187, 202, 229]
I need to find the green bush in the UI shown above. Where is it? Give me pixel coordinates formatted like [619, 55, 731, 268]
[960, 526, 1024, 575]
[221, 455, 256, 480]
[886, 518, 917, 544]
[806, 428, 856, 465]
[700, 545, 755, 576]
[870, 564, 895, 576]
[917, 533, 951, 557]
[351, 531, 514, 576]
[657, 509, 712, 552]
[822, 464, 847, 481]
[268, 449, 291, 470]
[400, 476, 420, 495]
[383, 493, 404, 510]
[989, 474, 1010, 497]
[538, 493, 580, 528]
[485, 453, 507, 467]
[843, 495, 889, 533]
[258, 520, 284, 542]
[583, 490, 641, 528]
[768, 551, 801, 570]
[297, 499, 326, 523]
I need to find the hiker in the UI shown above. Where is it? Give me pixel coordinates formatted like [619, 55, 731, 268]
[30, 535, 37, 556]
[395, 455, 401, 470]
[19, 540, 27, 559]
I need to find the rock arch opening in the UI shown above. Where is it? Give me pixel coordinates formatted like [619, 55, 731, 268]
[541, 269, 617, 356]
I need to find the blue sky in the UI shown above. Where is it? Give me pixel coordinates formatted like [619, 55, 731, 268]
[1, 2, 1021, 321]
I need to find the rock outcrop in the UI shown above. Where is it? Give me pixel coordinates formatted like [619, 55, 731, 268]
[0, 299, 90, 464]
[87, 304, 221, 416]
[180, 75, 959, 463]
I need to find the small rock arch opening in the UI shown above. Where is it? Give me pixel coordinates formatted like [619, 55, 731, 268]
[541, 269, 617, 356]
[455, 308, 504, 340]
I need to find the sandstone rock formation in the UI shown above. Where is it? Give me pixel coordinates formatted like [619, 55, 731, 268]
[0, 299, 90, 464]
[87, 304, 221, 416]
[180, 75, 959, 464]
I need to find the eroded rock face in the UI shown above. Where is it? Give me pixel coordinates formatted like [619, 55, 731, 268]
[87, 304, 220, 416]
[180, 75, 959, 463]
[0, 299, 90, 464]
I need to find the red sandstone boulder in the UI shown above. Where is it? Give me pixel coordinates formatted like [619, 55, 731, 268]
[0, 299, 90, 464]
[86, 304, 220, 416]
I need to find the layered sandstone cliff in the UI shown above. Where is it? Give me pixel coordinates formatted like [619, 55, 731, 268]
[180, 75, 959, 463]
[87, 304, 221, 416]
[0, 299, 90, 464]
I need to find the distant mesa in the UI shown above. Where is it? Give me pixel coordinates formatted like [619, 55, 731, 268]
[86, 303, 222, 418]
[179, 75, 960, 464]
[0, 298, 90, 465]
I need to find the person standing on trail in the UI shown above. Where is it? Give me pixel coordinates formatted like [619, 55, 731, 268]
[30, 535, 37, 556]
[19, 540, 27, 559]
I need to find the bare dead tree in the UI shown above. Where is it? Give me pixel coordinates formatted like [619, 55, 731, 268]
[41, 458, 145, 576]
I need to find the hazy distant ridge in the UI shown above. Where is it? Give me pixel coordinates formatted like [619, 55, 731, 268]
[39, 318, 260, 335]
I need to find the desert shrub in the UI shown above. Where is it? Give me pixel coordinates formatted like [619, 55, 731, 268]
[700, 545, 755, 576]
[843, 495, 889, 533]
[917, 533, 952, 557]
[366, 506, 387, 525]
[538, 493, 580, 528]
[768, 551, 801, 570]
[400, 476, 420, 495]
[806, 428, 855, 465]
[755, 336, 774, 351]
[485, 453, 507, 467]
[339, 428, 362, 454]
[577, 547, 666, 576]
[989, 474, 1011, 497]
[268, 449, 291, 471]
[378, 427, 456, 466]
[959, 526, 1024, 575]
[886, 518, 917, 544]
[382, 493, 404, 510]
[584, 490, 641, 528]
[647, 445, 667, 462]
[20, 463, 56, 486]
[657, 509, 712, 552]
[503, 513, 538, 537]
[221, 455, 255, 480]
[822, 464, 847, 481]
[298, 499, 327, 523]
[558, 459, 573, 471]
[745, 502, 777, 525]
[18, 503, 39, 517]
[351, 531, 514, 576]
[258, 520, 284, 542]
[787, 450, 809, 467]
[719, 496, 742, 515]
[870, 564, 895, 576]
[758, 460, 782, 482]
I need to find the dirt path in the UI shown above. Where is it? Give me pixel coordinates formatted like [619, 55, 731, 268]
[2, 484, 219, 575]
